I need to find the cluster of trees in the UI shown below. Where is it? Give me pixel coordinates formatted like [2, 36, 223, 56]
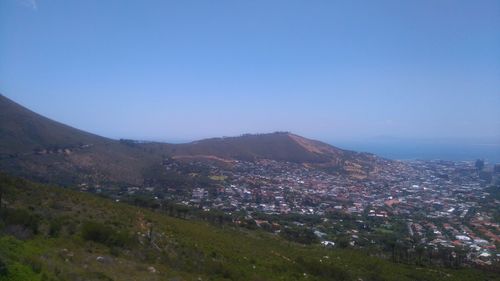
[360, 230, 473, 268]
[0, 208, 40, 237]
[0, 257, 7, 276]
[124, 193, 238, 226]
[280, 226, 318, 244]
[143, 162, 218, 191]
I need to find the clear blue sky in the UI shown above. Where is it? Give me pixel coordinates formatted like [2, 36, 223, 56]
[1, 0, 499, 142]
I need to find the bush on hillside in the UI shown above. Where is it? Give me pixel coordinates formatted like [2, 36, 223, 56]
[81, 221, 132, 248]
[0, 257, 7, 276]
[280, 226, 318, 244]
[0, 208, 39, 235]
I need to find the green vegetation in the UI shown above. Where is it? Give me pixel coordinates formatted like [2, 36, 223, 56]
[81, 222, 133, 248]
[0, 173, 497, 281]
[280, 227, 318, 245]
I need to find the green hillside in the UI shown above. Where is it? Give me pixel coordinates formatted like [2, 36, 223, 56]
[0, 174, 496, 281]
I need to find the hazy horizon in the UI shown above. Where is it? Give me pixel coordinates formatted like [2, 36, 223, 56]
[1, 0, 499, 146]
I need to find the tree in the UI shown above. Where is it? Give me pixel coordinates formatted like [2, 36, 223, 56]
[81, 221, 131, 247]
[0, 181, 4, 214]
[0, 186, 2, 213]
[415, 245, 426, 265]
[280, 227, 318, 244]
[0, 257, 7, 276]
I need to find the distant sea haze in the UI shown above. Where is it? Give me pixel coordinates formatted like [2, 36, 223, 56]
[334, 140, 500, 164]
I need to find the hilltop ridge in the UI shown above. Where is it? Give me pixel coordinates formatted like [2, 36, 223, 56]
[0, 94, 385, 186]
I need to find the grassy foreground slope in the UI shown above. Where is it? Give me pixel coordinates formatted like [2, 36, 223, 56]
[0, 174, 497, 281]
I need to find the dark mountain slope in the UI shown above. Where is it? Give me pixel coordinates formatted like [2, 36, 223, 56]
[0, 94, 109, 154]
[0, 94, 162, 185]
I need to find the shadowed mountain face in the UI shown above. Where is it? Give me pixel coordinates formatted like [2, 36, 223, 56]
[0, 95, 110, 154]
[0, 94, 163, 185]
[0, 94, 386, 186]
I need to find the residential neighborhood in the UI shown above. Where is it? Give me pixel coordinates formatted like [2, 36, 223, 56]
[92, 158, 500, 268]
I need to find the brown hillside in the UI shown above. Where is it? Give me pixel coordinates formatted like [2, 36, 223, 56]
[0, 94, 162, 185]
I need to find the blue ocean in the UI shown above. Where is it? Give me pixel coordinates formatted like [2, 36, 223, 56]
[333, 140, 500, 164]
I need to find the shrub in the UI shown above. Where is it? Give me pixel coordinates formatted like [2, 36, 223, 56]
[0, 262, 39, 281]
[280, 227, 318, 244]
[0, 257, 7, 276]
[48, 219, 63, 238]
[23, 256, 42, 274]
[81, 221, 131, 247]
[0, 208, 39, 235]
